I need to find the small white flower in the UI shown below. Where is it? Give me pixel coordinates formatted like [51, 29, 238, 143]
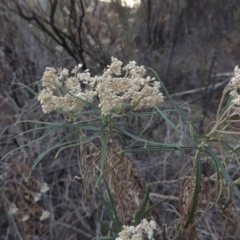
[40, 211, 50, 221]
[40, 182, 49, 193]
[33, 192, 41, 202]
[8, 203, 18, 215]
[150, 220, 157, 229]
[22, 215, 30, 222]
[60, 68, 69, 77]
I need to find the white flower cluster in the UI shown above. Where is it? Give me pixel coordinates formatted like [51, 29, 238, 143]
[116, 219, 157, 240]
[229, 66, 240, 105]
[38, 65, 97, 113]
[38, 57, 163, 115]
[97, 58, 163, 115]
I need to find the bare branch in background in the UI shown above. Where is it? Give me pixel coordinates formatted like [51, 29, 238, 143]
[6, 0, 109, 70]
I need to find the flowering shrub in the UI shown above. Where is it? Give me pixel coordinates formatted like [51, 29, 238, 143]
[4, 60, 240, 239]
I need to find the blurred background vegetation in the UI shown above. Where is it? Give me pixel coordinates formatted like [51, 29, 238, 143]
[0, 0, 240, 239]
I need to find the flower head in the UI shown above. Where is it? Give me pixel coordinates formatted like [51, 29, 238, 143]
[38, 58, 163, 115]
[229, 66, 240, 106]
[42, 67, 61, 89]
[38, 66, 96, 113]
[97, 58, 163, 115]
[116, 219, 157, 240]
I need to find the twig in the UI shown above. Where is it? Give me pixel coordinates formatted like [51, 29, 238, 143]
[171, 79, 229, 98]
